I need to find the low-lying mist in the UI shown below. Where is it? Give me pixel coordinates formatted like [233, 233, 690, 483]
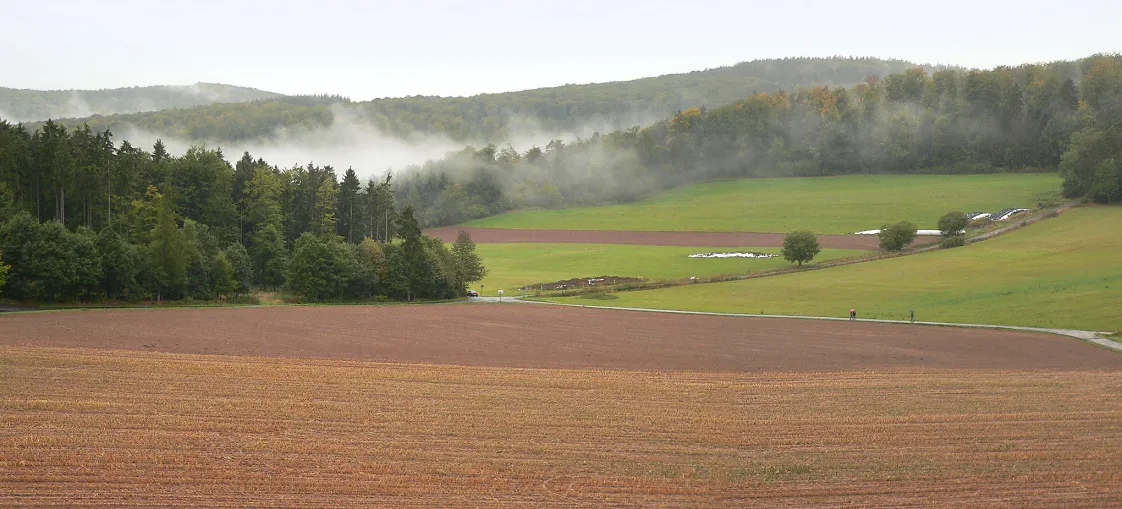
[116, 104, 666, 181]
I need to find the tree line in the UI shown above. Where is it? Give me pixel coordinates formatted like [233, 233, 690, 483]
[0, 121, 486, 302]
[391, 54, 1122, 227]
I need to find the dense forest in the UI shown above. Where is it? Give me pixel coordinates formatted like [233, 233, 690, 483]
[1, 54, 1120, 303]
[0, 122, 486, 303]
[0, 84, 280, 123]
[32, 58, 923, 143]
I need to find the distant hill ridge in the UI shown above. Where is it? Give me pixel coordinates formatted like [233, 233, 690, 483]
[0, 83, 282, 123]
[17, 57, 926, 143]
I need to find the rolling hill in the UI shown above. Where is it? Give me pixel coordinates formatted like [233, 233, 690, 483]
[0, 83, 282, 123]
[29, 57, 924, 143]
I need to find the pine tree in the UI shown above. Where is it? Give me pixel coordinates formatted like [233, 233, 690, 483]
[451, 230, 487, 290]
[338, 168, 361, 243]
[396, 205, 426, 301]
[149, 198, 187, 302]
[315, 177, 338, 238]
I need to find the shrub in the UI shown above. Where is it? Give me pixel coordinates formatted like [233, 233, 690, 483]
[878, 221, 918, 251]
[939, 235, 966, 248]
[937, 211, 969, 237]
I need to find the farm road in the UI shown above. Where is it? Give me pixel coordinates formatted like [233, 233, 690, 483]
[427, 227, 939, 249]
[514, 299, 1122, 353]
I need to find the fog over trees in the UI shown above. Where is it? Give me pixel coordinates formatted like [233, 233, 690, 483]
[0, 54, 1120, 303]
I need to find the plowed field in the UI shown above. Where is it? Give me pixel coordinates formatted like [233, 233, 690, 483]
[0, 303, 1116, 371]
[426, 227, 938, 250]
[2, 304, 1119, 507]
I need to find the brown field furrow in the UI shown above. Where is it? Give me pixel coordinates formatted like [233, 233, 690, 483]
[424, 226, 936, 249]
[0, 346, 1120, 507]
[0, 304, 1117, 371]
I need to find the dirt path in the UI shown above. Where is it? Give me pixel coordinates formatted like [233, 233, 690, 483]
[1, 304, 1116, 371]
[426, 227, 938, 249]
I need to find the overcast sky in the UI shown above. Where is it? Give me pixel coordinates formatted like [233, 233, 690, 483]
[3, 0, 1120, 100]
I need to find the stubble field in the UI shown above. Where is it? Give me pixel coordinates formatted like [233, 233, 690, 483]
[1, 304, 1120, 506]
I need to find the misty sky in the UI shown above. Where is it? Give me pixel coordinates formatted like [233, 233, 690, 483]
[3, 0, 1120, 100]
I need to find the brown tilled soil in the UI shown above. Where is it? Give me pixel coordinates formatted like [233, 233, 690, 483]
[1, 304, 1116, 371]
[426, 227, 940, 249]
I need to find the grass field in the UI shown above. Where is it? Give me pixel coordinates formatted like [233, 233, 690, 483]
[468, 174, 1060, 233]
[3, 345, 1120, 506]
[548, 206, 1122, 333]
[473, 243, 864, 296]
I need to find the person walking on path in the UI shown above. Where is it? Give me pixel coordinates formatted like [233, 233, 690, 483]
[849, 308, 856, 320]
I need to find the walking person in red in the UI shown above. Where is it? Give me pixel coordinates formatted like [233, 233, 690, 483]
[849, 308, 856, 320]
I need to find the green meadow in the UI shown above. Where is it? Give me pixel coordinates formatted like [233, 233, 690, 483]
[472, 244, 864, 297]
[468, 174, 1060, 233]
[546, 207, 1122, 334]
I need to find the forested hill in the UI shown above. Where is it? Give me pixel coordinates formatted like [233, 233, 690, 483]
[0, 84, 282, 123]
[1, 54, 1119, 305]
[33, 57, 923, 143]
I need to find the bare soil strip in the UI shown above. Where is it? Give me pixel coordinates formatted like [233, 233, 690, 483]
[1, 346, 1120, 507]
[426, 227, 939, 249]
[0, 304, 1116, 371]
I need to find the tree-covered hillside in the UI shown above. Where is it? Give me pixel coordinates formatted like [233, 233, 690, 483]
[0, 83, 282, 123]
[36, 57, 923, 143]
[390, 54, 1121, 226]
[2, 54, 1119, 305]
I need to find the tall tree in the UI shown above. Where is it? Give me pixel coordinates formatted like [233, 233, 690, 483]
[315, 176, 339, 238]
[148, 197, 187, 302]
[396, 205, 426, 301]
[450, 230, 487, 291]
[337, 167, 361, 243]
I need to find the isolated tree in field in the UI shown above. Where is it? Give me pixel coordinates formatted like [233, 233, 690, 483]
[937, 211, 969, 237]
[781, 231, 821, 266]
[878, 221, 918, 251]
[451, 230, 488, 289]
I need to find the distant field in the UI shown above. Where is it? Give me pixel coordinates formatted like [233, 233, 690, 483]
[2, 346, 1120, 506]
[549, 206, 1122, 333]
[469, 174, 1059, 233]
[474, 243, 864, 296]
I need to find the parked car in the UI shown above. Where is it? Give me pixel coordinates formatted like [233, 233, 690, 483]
[466, 290, 479, 297]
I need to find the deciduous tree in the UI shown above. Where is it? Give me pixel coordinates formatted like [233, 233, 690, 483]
[937, 211, 969, 237]
[879, 221, 918, 251]
[781, 231, 821, 266]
